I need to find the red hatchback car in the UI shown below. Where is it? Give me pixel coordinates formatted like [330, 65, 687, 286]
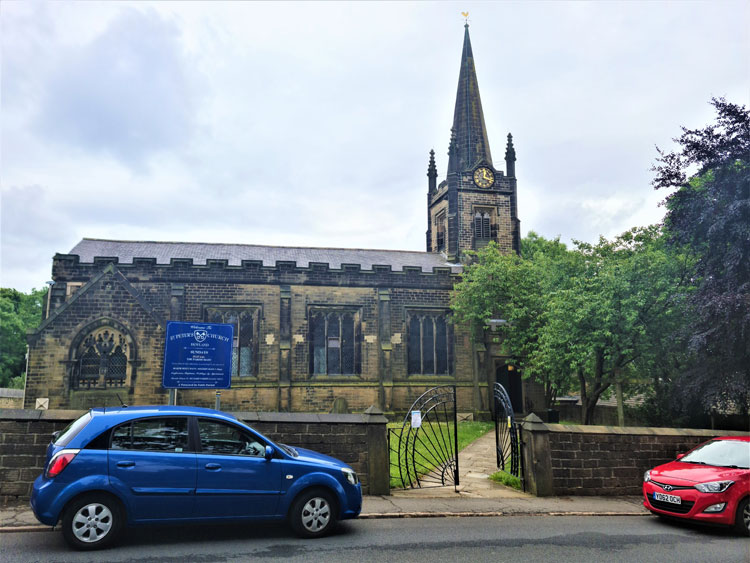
[643, 436, 750, 536]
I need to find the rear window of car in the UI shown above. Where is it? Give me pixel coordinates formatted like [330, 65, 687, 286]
[54, 412, 93, 447]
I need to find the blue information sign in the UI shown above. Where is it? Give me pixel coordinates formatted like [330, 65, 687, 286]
[162, 321, 234, 389]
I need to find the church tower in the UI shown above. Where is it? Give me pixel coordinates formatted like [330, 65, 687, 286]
[426, 24, 520, 261]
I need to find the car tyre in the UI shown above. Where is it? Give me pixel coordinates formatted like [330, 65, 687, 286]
[735, 497, 750, 537]
[289, 489, 337, 538]
[61, 493, 123, 550]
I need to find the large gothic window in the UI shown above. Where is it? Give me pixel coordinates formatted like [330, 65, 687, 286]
[72, 328, 129, 389]
[407, 311, 453, 376]
[309, 310, 361, 376]
[205, 307, 260, 378]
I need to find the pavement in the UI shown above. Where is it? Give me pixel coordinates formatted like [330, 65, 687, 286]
[0, 431, 647, 533]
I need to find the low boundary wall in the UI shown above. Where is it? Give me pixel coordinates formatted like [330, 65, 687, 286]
[521, 413, 749, 496]
[0, 407, 389, 503]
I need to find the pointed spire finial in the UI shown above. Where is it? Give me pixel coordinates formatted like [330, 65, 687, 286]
[461, 11, 469, 26]
[505, 133, 516, 177]
[427, 149, 438, 193]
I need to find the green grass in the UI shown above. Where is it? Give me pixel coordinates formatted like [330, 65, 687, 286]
[388, 421, 493, 489]
[489, 470, 522, 490]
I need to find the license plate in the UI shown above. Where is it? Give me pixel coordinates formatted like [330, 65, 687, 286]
[654, 492, 681, 505]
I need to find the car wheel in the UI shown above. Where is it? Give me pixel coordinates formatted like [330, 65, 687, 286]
[735, 497, 750, 537]
[61, 493, 123, 550]
[289, 489, 337, 538]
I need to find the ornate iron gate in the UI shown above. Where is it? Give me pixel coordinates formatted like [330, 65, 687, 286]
[389, 385, 458, 490]
[494, 382, 525, 491]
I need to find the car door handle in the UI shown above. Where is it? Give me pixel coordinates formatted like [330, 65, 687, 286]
[116, 461, 135, 468]
[204, 463, 221, 470]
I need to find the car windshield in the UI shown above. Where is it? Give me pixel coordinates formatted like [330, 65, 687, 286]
[54, 412, 93, 447]
[680, 439, 750, 469]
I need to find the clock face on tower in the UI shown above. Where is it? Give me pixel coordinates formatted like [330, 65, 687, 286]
[473, 166, 495, 188]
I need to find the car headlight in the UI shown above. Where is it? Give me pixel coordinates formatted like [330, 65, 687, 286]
[643, 470, 651, 483]
[341, 468, 358, 485]
[694, 480, 734, 493]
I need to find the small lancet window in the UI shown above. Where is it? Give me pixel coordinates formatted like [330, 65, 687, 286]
[474, 210, 493, 248]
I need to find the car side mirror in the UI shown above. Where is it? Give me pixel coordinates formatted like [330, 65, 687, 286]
[265, 445, 275, 461]
[676, 453, 685, 460]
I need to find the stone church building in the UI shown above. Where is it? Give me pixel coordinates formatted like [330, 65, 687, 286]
[25, 26, 544, 416]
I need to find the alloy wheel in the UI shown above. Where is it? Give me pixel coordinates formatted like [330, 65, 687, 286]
[71, 502, 113, 543]
[300, 497, 331, 533]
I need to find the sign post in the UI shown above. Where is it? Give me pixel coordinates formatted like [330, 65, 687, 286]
[163, 321, 233, 393]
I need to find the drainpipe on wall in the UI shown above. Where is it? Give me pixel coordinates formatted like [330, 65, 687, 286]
[23, 344, 30, 407]
[615, 368, 624, 427]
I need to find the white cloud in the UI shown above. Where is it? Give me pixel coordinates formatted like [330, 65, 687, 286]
[32, 8, 195, 171]
[1, 1, 748, 292]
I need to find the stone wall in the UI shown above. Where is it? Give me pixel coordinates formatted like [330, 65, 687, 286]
[0, 407, 389, 504]
[554, 403, 645, 426]
[521, 414, 749, 496]
[0, 389, 23, 409]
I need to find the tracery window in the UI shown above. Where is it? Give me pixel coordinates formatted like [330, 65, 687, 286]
[72, 328, 129, 389]
[309, 309, 361, 376]
[407, 311, 453, 376]
[205, 307, 260, 378]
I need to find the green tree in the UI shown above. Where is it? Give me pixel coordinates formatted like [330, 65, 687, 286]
[451, 228, 691, 423]
[0, 287, 47, 388]
[450, 235, 575, 409]
[652, 98, 750, 414]
[540, 227, 690, 424]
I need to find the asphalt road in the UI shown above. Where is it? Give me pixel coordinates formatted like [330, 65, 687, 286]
[3, 515, 748, 563]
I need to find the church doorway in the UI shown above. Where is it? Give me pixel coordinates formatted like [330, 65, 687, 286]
[495, 363, 523, 413]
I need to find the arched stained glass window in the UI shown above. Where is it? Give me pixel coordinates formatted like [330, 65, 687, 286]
[407, 316, 422, 375]
[309, 309, 360, 376]
[204, 307, 260, 378]
[108, 346, 128, 385]
[435, 316, 448, 374]
[341, 313, 355, 375]
[79, 346, 100, 385]
[311, 312, 327, 374]
[407, 312, 453, 376]
[72, 328, 130, 389]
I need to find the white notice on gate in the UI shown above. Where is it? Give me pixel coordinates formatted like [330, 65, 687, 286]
[411, 410, 422, 428]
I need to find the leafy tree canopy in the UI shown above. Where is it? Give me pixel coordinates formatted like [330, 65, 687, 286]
[451, 228, 691, 423]
[0, 287, 47, 388]
[653, 98, 750, 413]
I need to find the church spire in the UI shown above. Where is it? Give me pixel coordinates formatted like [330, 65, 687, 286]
[447, 23, 492, 173]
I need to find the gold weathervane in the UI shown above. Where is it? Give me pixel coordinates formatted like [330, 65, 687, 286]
[461, 11, 469, 24]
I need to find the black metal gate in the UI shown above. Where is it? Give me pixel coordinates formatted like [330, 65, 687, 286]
[389, 385, 459, 490]
[494, 382, 525, 491]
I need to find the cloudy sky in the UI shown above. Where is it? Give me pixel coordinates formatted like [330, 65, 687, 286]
[1, 1, 747, 292]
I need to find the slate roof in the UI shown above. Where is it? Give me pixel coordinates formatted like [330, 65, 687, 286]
[67, 239, 463, 273]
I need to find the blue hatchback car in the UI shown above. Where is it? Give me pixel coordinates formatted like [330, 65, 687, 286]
[31, 406, 362, 550]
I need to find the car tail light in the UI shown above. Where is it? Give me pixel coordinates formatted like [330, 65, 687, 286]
[45, 449, 80, 478]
